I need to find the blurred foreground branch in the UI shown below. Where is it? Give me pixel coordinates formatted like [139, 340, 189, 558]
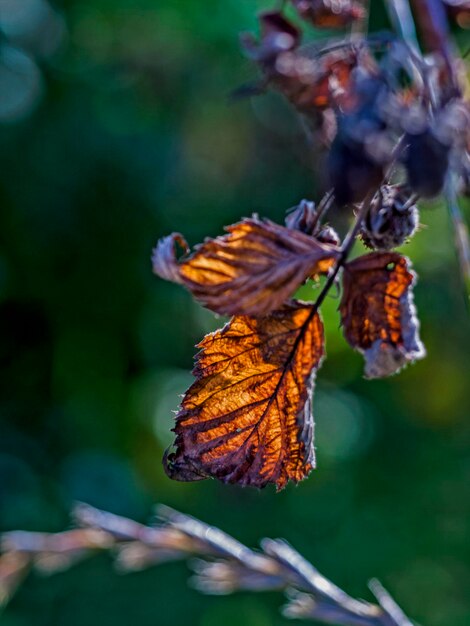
[0, 503, 415, 626]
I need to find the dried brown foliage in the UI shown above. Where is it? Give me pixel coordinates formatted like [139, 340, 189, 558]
[151, 0, 470, 490]
[241, 12, 370, 125]
[153, 218, 339, 317]
[164, 303, 324, 490]
[340, 253, 425, 378]
[291, 0, 365, 29]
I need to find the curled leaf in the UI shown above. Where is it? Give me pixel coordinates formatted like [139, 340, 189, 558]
[164, 301, 325, 490]
[152, 233, 188, 284]
[340, 252, 425, 378]
[153, 218, 339, 317]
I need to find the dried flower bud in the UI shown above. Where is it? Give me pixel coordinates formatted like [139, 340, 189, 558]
[327, 134, 385, 206]
[360, 186, 419, 250]
[285, 199, 318, 234]
[316, 225, 341, 247]
[285, 199, 340, 247]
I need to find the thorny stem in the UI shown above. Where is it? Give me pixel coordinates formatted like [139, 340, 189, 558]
[0, 503, 416, 626]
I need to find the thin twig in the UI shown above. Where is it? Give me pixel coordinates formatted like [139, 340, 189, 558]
[0, 503, 417, 626]
[408, 0, 460, 95]
[312, 188, 336, 231]
[311, 189, 376, 312]
[384, 0, 420, 50]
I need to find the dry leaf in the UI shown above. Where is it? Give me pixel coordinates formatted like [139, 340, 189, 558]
[241, 13, 370, 131]
[306, 48, 362, 111]
[340, 252, 425, 378]
[163, 301, 325, 490]
[291, 0, 365, 29]
[153, 218, 339, 317]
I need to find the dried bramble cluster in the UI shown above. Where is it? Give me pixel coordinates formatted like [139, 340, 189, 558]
[153, 0, 470, 490]
[242, 5, 470, 204]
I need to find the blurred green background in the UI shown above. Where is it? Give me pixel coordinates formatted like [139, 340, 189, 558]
[0, 1, 469, 625]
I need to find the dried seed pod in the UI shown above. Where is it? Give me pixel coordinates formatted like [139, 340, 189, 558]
[285, 199, 341, 247]
[285, 199, 318, 234]
[327, 134, 385, 206]
[403, 128, 450, 198]
[360, 186, 419, 250]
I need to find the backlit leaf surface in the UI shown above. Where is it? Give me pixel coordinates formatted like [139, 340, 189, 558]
[153, 218, 339, 317]
[164, 302, 325, 490]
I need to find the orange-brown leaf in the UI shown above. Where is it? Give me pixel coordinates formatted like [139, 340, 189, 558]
[153, 218, 339, 317]
[340, 252, 425, 378]
[163, 302, 325, 490]
[308, 50, 359, 110]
